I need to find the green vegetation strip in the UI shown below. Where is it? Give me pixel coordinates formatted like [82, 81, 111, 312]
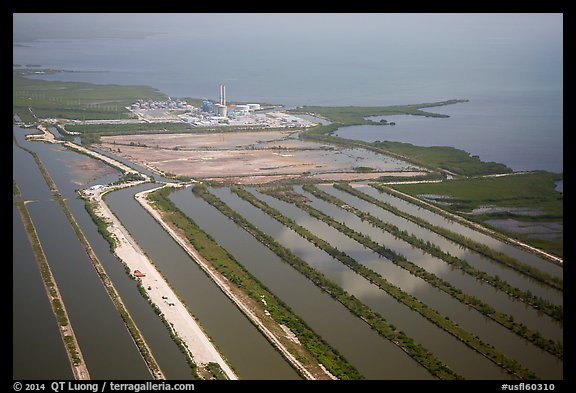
[15, 200, 84, 369]
[148, 186, 363, 380]
[64, 122, 295, 136]
[383, 173, 563, 258]
[84, 199, 118, 250]
[290, 100, 512, 177]
[193, 184, 461, 380]
[334, 183, 563, 322]
[16, 201, 70, 328]
[373, 183, 563, 287]
[290, 100, 467, 124]
[242, 186, 542, 379]
[13, 179, 21, 197]
[297, 184, 562, 360]
[15, 134, 164, 379]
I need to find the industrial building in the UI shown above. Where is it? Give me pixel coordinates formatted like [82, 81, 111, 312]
[129, 84, 316, 129]
[200, 85, 262, 119]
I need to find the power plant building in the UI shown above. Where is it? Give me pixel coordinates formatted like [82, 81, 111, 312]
[202, 100, 214, 112]
[235, 104, 250, 115]
[214, 103, 228, 117]
[215, 84, 228, 118]
[201, 85, 262, 120]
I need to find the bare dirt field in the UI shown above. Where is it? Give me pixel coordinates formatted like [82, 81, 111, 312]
[99, 131, 423, 183]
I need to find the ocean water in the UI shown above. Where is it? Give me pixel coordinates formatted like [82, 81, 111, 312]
[335, 92, 563, 173]
[13, 13, 563, 173]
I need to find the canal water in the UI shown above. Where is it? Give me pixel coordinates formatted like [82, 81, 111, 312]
[255, 187, 562, 344]
[91, 146, 176, 183]
[313, 185, 563, 340]
[354, 184, 563, 306]
[13, 127, 194, 379]
[13, 205, 74, 380]
[12, 121, 561, 379]
[169, 187, 435, 380]
[32, 141, 197, 379]
[187, 187, 514, 379]
[13, 128, 153, 379]
[361, 185, 563, 280]
[106, 185, 300, 380]
[296, 187, 562, 378]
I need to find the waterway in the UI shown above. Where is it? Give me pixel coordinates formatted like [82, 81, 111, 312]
[13, 127, 196, 379]
[13, 204, 74, 379]
[105, 184, 300, 380]
[91, 146, 176, 183]
[14, 14, 562, 174]
[360, 185, 563, 280]
[313, 185, 563, 340]
[169, 187, 435, 380]
[343, 184, 563, 305]
[198, 187, 514, 379]
[13, 127, 153, 379]
[32, 139, 197, 379]
[256, 187, 562, 342]
[296, 187, 562, 378]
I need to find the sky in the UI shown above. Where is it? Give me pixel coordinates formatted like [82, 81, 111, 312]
[13, 13, 563, 46]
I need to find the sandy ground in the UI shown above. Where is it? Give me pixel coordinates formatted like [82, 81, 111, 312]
[101, 131, 297, 150]
[88, 184, 238, 380]
[98, 131, 421, 182]
[98, 142, 420, 181]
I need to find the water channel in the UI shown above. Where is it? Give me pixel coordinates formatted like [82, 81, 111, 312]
[105, 185, 300, 380]
[360, 185, 562, 280]
[302, 185, 562, 378]
[179, 187, 517, 379]
[169, 187, 434, 379]
[13, 204, 74, 379]
[13, 127, 195, 379]
[13, 122, 562, 379]
[253, 186, 561, 379]
[38, 143, 199, 379]
[355, 184, 563, 306]
[313, 185, 563, 340]
[13, 131, 152, 379]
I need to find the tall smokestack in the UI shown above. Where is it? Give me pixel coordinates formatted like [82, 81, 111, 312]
[219, 84, 227, 105]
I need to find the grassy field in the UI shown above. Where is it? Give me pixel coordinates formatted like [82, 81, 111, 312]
[64, 122, 193, 135]
[391, 172, 562, 214]
[371, 141, 512, 176]
[389, 172, 563, 257]
[289, 99, 468, 124]
[13, 69, 166, 122]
